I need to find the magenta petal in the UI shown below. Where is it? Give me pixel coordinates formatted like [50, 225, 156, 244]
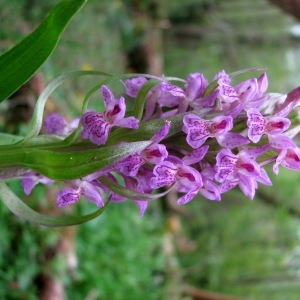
[183, 114, 210, 148]
[265, 116, 290, 135]
[274, 86, 300, 117]
[219, 180, 238, 193]
[21, 178, 37, 195]
[257, 72, 268, 95]
[82, 182, 104, 207]
[151, 121, 171, 143]
[235, 78, 258, 103]
[183, 145, 209, 165]
[44, 112, 67, 135]
[100, 85, 115, 106]
[106, 97, 126, 122]
[150, 161, 177, 189]
[125, 77, 147, 97]
[185, 72, 208, 101]
[210, 115, 233, 135]
[215, 149, 237, 183]
[268, 134, 296, 149]
[238, 176, 256, 200]
[177, 188, 199, 205]
[247, 108, 266, 143]
[281, 148, 300, 171]
[81, 112, 110, 145]
[199, 179, 221, 201]
[218, 84, 239, 103]
[214, 70, 231, 84]
[116, 153, 144, 177]
[57, 188, 80, 207]
[135, 200, 148, 217]
[142, 144, 168, 165]
[256, 168, 272, 186]
[217, 132, 249, 148]
[157, 82, 185, 106]
[273, 149, 287, 174]
[242, 144, 270, 159]
[176, 165, 202, 189]
[115, 116, 139, 129]
[236, 156, 260, 177]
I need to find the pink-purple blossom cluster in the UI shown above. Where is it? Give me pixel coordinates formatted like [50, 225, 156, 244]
[21, 70, 300, 216]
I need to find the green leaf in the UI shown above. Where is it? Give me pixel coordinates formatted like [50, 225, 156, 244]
[0, 181, 108, 227]
[0, 141, 152, 180]
[0, 133, 23, 145]
[0, 0, 87, 102]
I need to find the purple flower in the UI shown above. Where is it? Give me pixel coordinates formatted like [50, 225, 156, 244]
[215, 149, 261, 183]
[273, 147, 300, 174]
[56, 179, 104, 207]
[20, 171, 54, 195]
[176, 73, 211, 112]
[44, 112, 79, 136]
[215, 148, 272, 199]
[247, 108, 290, 143]
[150, 160, 203, 205]
[80, 86, 139, 145]
[273, 86, 300, 117]
[185, 73, 209, 101]
[183, 114, 248, 148]
[124, 166, 154, 216]
[182, 114, 232, 148]
[143, 81, 185, 120]
[115, 121, 170, 176]
[150, 148, 208, 205]
[215, 149, 272, 199]
[124, 77, 147, 97]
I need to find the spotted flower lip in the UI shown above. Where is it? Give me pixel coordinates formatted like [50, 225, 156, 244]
[150, 148, 208, 205]
[182, 113, 248, 149]
[247, 108, 291, 143]
[80, 85, 139, 145]
[150, 160, 203, 205]
[56, 179, 104, 207]
[183, 114, 233, 148]
[215, 148, 261, 183]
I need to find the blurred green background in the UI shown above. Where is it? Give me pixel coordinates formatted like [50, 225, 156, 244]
[1, 0, 300, 299]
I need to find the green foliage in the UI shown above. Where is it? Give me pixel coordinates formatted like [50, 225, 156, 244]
[0, 186, 59, 299]
[0, 0, 87, 102]
[67, 201, 166, 300]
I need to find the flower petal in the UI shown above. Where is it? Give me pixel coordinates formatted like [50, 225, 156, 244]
[101, 85, 115, 106]
[215, 149, 237, 183]
[125, 77, 147, 97]
[247, 108, 266, 143]
[268, 134, 296, 149]
[82, 182, 104, 207]
[217, 132, 249, 148]
[183, 145, 209, 165]
[150, 161, 177, 189]
[57, 188, 80, 207]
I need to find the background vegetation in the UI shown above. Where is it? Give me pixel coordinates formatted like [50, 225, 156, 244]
[1, 0, 300, 299]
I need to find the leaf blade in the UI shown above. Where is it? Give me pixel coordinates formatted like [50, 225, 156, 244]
[0, 0, 87, 102]
[0, 181, 108, 227]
